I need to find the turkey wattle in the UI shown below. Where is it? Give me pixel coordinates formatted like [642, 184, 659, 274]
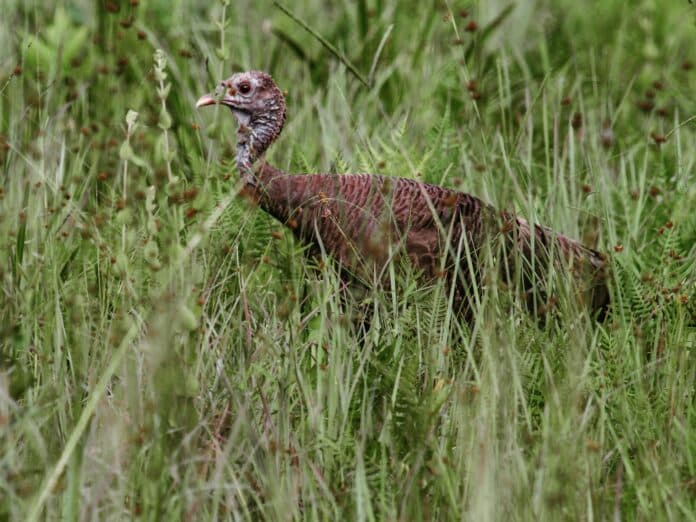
[196, 71, 610, 319]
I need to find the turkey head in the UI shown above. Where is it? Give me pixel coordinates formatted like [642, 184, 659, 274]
[197, 71, 286, 177]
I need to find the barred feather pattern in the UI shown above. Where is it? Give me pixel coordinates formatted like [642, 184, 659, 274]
[250, 162, 610, 319]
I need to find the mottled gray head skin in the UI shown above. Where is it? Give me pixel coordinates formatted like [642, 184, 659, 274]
[197, 71, 286, 184]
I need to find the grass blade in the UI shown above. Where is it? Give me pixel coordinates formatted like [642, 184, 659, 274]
[465, 3, 517, 62]
[26, 321, 141, 522]
[368, 24, 393, 87]
[273, 1, 369, 87]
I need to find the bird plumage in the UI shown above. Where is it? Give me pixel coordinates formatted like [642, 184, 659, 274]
[197, 71, 610, 320]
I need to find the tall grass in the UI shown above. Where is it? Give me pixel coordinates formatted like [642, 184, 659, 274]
[1, 0, 695, 519]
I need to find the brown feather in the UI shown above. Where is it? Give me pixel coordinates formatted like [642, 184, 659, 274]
[253, 162, 610, 319]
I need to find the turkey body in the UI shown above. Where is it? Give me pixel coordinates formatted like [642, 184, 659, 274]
[251, 162, 610, 319]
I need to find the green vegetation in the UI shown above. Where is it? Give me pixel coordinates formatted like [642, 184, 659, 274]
[1, 0, 695, 519]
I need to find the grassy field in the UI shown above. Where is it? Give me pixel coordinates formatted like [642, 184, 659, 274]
[1, 0, 695, 519]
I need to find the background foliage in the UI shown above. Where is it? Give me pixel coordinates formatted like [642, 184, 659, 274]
[1, 0, 695, 519]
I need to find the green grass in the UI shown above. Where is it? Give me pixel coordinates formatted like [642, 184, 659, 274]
[1, 0, 695, 519]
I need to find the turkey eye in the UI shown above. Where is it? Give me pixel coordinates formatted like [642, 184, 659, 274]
[238, 82, 251, 94]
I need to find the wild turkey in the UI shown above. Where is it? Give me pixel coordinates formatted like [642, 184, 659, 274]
[197, 71, 610, 320]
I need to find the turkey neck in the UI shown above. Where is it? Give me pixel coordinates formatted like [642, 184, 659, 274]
[235, 96, 286, 186]
[246, 161, 300, 224]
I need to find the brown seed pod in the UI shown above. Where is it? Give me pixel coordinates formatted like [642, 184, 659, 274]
[442, 193, 458, 207]
[651, 132, 667, 144]
[637, 99, 655, 113]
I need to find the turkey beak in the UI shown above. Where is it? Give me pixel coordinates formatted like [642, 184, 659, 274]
[196, 93, 217, 108]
